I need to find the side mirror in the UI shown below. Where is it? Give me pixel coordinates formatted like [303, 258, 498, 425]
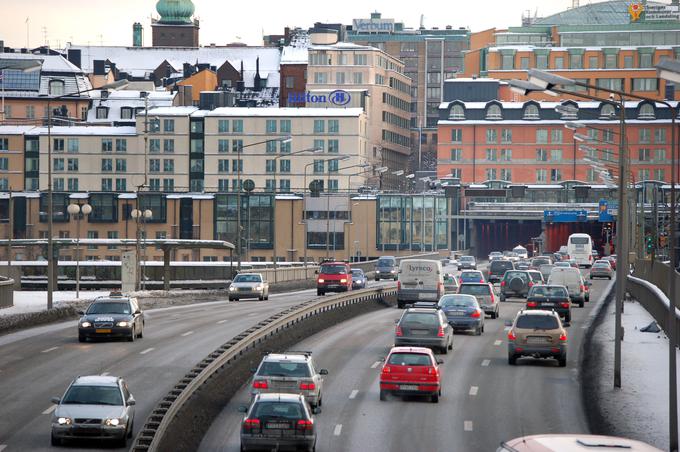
[51, 397, 61, 405]
[319, 369, 329, 375]
[77, 311, 85, 316]
[127, 397, 136, 406]
[504, 320, 513, 327]
[250, 367, 257, 373]
[135, 310, 142, 315]
[436, 358, 444, 365]
[314, 270, 319, 275]
[238, 405, 248, 413]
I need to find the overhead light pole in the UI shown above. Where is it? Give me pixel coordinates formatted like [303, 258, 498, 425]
[131, 208, 152, 291]
[67, 201, 91, 299]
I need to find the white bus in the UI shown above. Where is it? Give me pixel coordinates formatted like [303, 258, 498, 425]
[567, 233, 593, 267]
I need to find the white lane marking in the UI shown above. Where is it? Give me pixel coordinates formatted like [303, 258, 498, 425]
[248, 313, 258, 317]
[481, 359, 491, 367]
[349, 389, 359, 399]
[101, 372, 110, 376]
[0, 445, 7, 452]
[334, 424, 343, 436]
[494, 340, 502, 346]
[181, 331, 194, 337]
[41, 346, 58, 353]
[217, 319, 228, 324]
[464, 420, 474, 431]
[469, 386, 479, 396]
[371, 361, 381, 369]
[42, 405, 57, 415]
[140, 347, 155, 355]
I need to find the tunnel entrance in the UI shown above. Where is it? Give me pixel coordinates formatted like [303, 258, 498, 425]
[471, 220, 543, 258]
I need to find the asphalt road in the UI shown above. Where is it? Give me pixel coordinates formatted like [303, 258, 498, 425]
[199, 266, 610, 452]
[0, 281, 394, 452]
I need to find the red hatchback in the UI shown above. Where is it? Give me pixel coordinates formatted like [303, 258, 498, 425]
[379, 346, 443, 403]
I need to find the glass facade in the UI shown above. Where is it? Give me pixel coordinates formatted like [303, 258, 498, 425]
[377, 195, 448, 251]
[561, 30, 680, 47]
[214, 194, 273, 249]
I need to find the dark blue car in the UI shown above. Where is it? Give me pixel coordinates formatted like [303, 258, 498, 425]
[351, 269, 367, 289]
[438, 294, 484, 335]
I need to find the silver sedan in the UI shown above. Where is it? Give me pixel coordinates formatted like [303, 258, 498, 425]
[228, 273, 270, 301]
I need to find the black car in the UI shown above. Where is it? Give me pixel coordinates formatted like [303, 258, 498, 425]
[457, 256, 477, 270]
[78, 293, 144, 342]
[499, 270, 532, 301]
[375, 256, 398, 281]
[488, 259, 514, 284]
[526, 285, 572, 323]
[395, 307, 454, 354]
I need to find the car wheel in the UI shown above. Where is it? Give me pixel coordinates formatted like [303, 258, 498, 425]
[608, 276, 612, 280]
[317, 290, 324, 296]
[579, 299, 585, 308]
[508, 354, 517, 365]
[481, 324, 485, 333]
[558, 356, 567, 367]
[475, 326, 482, 336]
[397, 301, 404, 309]
[115, 436, 128, 448]
[228, 297, 233, 301]
[430, 393, 439, 403]
[440, 345, 448, 355]
[51, 432, 61, 447]
[586, 294, 590, 302]
[258, 295, 264, 301]
[499, 294, 506, 303]
[393, 276, 398, 281]
[128, 327, 135, 342]
[241, 443, 246, 452]
[565, 313, 571, 323]
[379, 389, 387, 401]
[137, 326, 143, 339]
[448, 337, 453, 350]
[265, 295, 269, 300]
[78, 334, 86, 343]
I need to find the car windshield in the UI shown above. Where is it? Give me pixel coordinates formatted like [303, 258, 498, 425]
[529, 273, 542, 282]
[62, 385, 123, 406]
[555, 262, 570, 267]
[377, 259, 395, 267]
[461, 272, 481, 279]
[444, 274, 457, 283]
[387, 352, 433, 366]
[320, 265, 348, 274]
[460, 256, 474, 262]
[530, 286, 568, 298]
[570, 236, 590, 245]
[86, 302, 131, 315]
[516, 315, 559, 330]
[539, 265, 554, 272]
[257, 361, 312, 378]
[401, 313, 439, 325]
[351, 269, 364, 276]
[491, 262, 513, 270]
[459, 285, 491, 296]
[593, 263, 609, 268]
[439, 295, 476, 308]
[251, 401, 304, 420]
[234, 274, 262, 283]
[506, 252, 518, 257]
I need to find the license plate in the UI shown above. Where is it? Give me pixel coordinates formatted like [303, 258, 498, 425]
[411, 329, 429, 335]
[418, 293, 431, 299]
[400, 385, 418, 391]
[527, 337, 550, 344]
[95, 329, 112, 333]
[450, 311, 465, 316]
[266, 423, 289, 429]
[542, 302, 555, 307]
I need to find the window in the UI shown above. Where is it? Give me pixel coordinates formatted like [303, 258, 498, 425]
[218, 179, 229, 191]
[536, 169, 547, 182]
[656, 148, 666, 162]
[218, 139, 229, 153]
[536, 54, 548, 69]
[279, 179, 291, 192]
[53, 178, 64, 191]
[107, 231, 119, 249]
[150, 118, 160, 132]
[233, 120, 243, 133]
[486, 104, 502, 120]
[232, 139, 243, 153]
[115, 178, 126, 192]
[101, 178, 112, 191]
[536, 129, 548, 144]
[0, 139, 9, 151]
[328, 159, 339, 173]
[266, 140, 277, 153]
[639, 128, 651, 144]
[53, 139, 64, 152]
[191, 139, 204, 153]
[67, 158, 79, 171]
[523, 104, 539, 119]
[536, 149, 548, 161]
[569, 53, 582, 69]
[450, 149, 462, 161]
[26, 105, 35, 119]
[313, 160, 324, 173]
[485, 168, 497, 180]
[450, 168, 462, 179]
[596, 78, 623, 91]
[336, 72, 346, 84]
[314, 72, 327, 84]
[485, 129, 497, 144]
[190, 121, 203, 134]
[232, 159, 243, 172]
[149, 159, 160, 172]
[589, 56, 599, 69]
[328, 179, 339, 192]
[605, 53, 618, 69]
[486, 149, 497, 161]
[218, 159, 229, 173]
[163, 139, 174, 153]
[115, 158, 127, 172]
[265, 179, 275, 191]
[115, 139, 127, 152]
[218, 119, 229, 133]
[353, 72, 363, 84]
[587, 168, 597, 182]
[280, 120, 291, 133]
[500, 168, 512, 181]
[280, 159, 291, 173]
[266, 119, 277, 133]
[0, 158, 7, 171]
[285, 76, 295, 89]
[550, 169, 562, 182]
[501, 54, 514, 70]
[53, 158, 64, 171]
[149, 139, 160, 153]
[654, 169, 666, 180]
[633, 78, 658, 92]
[500, 149, 512, 161]
[638, 148, 652, 161]
[163, 119, 175, 132]
[600, 104, 616, 119]
[354, 54, 368, 65]
[550, 149, 562, 161]
[280, 140, 291, 153]
[328, 120, 339, 134]
[519, 57, 530, 69]
[449, 105, 465, 120]
[120, 107, 133, 120]
[655, 129, 667, 144]
[67, 138, 79, 153]
[190, 159, 203, 172]
[638, 169, 651, 181]
[265, 159, 276, 173]
[314, 120, 325, 133]
[163, 159, 174, 173]
[313, 139, 325, 152]
[501, 128, 512, 144]
[624, 55, 634, 68]
[639, 52, 653, 68]
[551, 129, 563, 144]
[328, 139, 339, 153]
[451, 129, 463, 143]
[554, 57, 564, 69]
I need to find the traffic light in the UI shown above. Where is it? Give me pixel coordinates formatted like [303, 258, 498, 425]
[646, 235, 653, 252]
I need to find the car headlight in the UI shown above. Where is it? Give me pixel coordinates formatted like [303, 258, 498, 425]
[80, 321, 92, 328]
[390, 270, 396, 273]
[104, 418, 121, 426]
[340, 278, 347, 283]
[317, 279, 325, 283]
[116, 321, 130, 327]
[229, 286, 237, 291]
[254, 285, 263, 291]
[57, 417, 72, 425]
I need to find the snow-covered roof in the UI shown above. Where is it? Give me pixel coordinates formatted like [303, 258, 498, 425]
[166, 193, 214, 200]
[0, 52, 83, 73]
[0, 125, 39, 135]
[281, 46, 309, 65]
[25, 126, 137, 136]
[309, 42, 376, 51]
[144, 106, 199, 116]
[86, 90, 175, 124]
[205, 107, 364, 117]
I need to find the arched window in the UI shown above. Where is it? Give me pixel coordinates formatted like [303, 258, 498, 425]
[523, 104, 539, 119]
[600, 104, 616, 119]
[638, 103, 655, 119]
[48, 80, 65, 96]
[449, 104, 465, 120]
[486, 104, 502, 120]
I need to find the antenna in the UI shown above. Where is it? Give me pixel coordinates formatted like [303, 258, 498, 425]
[25, 17, 29, 49]
[42, 26, 48, 47]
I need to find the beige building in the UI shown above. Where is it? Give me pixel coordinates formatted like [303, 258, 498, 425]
[305, 42, 412, 189]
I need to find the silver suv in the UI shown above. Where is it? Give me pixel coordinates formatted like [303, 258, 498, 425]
[50, 375, 136, 447]
[250, 352, 328, 411]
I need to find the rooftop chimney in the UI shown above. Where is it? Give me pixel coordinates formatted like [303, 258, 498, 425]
[254, 57, 262, 91]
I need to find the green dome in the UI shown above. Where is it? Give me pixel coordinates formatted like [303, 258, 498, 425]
[156, 0, 195, 24]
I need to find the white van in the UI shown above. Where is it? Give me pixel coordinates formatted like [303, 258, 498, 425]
[513, 245, 528, 259]
[567, 233, 593, 267]
[397, 259, 444, 309]
[547, 266, 590, 307]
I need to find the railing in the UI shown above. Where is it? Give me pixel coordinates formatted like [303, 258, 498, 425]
[0, 276, 14, 309]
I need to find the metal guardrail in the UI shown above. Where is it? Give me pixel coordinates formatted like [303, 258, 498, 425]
[0, 276, 14, 309]
[626, 273, 680, 348]
[130, 286, 395, 451]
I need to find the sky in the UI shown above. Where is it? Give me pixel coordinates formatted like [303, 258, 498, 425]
[0, 0, 612, 49]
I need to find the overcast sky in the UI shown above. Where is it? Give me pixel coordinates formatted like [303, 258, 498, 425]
[1, 0, 614, 49]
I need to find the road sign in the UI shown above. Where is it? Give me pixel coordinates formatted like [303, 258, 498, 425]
[544, 210, 589, 223]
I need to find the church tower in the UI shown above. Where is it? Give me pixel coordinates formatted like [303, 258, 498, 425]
[151, 0, 200, 47]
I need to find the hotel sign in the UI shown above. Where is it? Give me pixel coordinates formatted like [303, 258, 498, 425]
[352, 18, 395, 33]
[644, 4, 680, 21]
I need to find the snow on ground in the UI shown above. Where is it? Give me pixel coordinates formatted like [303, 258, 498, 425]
[0, 291, 111, 316]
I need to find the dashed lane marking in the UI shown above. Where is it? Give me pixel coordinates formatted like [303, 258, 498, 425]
[349, 390, 359, 399]
[494, 340, 502, 346]
[481, 359, 491, 367]
[371, 361, 381, 369]
[0, 444, 7, 452]
[42, 405, 57, 415]
[140, 348, 155, 355]
[464, 421, 474, 431]
[469, 386, 479, 396]
[181, 331, 194, 337]
[101, 372, 110, 376]
[217, 319, 228, 324]
[334, 424, 343, 436]
[41, 346, 58, 353]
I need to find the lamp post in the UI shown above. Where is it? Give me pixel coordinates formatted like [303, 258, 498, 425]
[343, 165, 372, 261]
[131, 208, 152, 291]
[67, 202, 91, 299]
[43, 79, 128, 309]
[325, 155, 351, 258]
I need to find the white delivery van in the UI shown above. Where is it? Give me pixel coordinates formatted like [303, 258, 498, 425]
[397, 259, 444, 309]
[567, 233, 594, 267]
[513, 245, 529, 259]
[547, 266, 590, 307]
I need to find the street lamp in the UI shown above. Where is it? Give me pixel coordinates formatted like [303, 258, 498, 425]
[43, 79, 128, 310]
[325, 155, 351, 258]
[67, 202, 91, 299]
[130, 208, 152, 291]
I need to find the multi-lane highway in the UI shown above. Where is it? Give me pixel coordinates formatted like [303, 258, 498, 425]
[199, 265, 610, 452]
[0, 282, 390, 451]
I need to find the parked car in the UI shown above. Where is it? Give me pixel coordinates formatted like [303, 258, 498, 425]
[507, 310, 568, 367]
[250, 352, 328, 410]
[50, 375, 136, 447]
[457, 255, 477, 270]
[397, 259, 444, 309]
[497, 434, 663, 452]
[458, 270, 486, 284]
[488, 251, 504, 261]
[438, 294, 484, 335]
[590, 261, 613, 280]
[526, 285, 572, 323]
[499, 270, 533, 301]
[458, 282, 499, 319]
[488, 259, 515, 284]
[379, 346, 443, 403]
[538, 264, 555, 281]
[239, 393, 316, 452]
[547, 266, 590, 307]
[229, 273, 270, 301]
[316, 261, 352, 296]
[443, 273, 459, 294]
[394, 307, 453, 353]
[77, 292, 144, 342]
[351, 268, 368, 289]
[375, 256, 398, 281]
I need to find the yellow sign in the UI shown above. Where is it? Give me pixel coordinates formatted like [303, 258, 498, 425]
[629, 2, 644, 21]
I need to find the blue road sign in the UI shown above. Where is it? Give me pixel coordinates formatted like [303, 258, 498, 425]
[544, 210, 589, 223]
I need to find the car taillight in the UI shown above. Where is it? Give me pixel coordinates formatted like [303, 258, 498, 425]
[561, 302, 570, 308]
[300, 382, 316, 391]
[397, 281, 401, 290]
[559, 332, 568, 341]
[470, 309, 481, 318]
[252, 380, 268, 389]
[580, 284, 586, 292]
[508, 330, 516, 341]
[437, 282, 444, 294]
[500, 281, 506, 287]
[297, 419, 314, 430]
[382, 365, 391, 374]
[437, 326, 445, 337]
[243, 418, 261, 432]
[395, 326, 403, 336]
[527, 301, 537, 307]
[479, 279, 484, 283]
[528, 281, 534, 288]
